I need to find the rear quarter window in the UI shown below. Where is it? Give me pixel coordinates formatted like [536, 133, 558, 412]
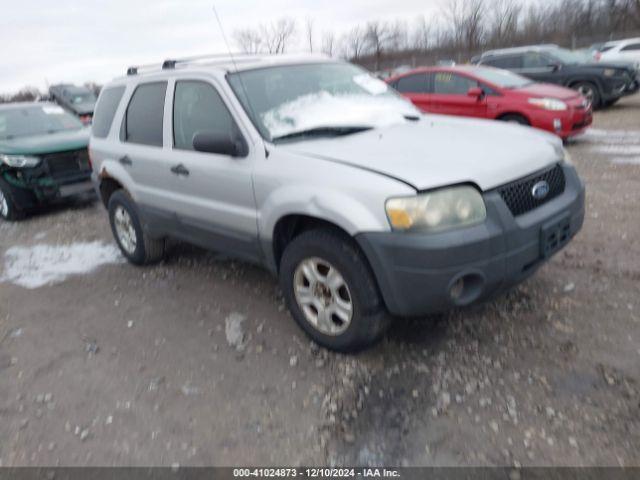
[123, 82, 167, 147]
[92, 86, 126, 138]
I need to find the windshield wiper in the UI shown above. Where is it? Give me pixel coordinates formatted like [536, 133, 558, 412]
[272, 126, 373, 143]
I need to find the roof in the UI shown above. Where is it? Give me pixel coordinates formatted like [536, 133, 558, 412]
[481, 44, 560, 58]
[119, 53, 335, 80]
[0, 101, 54, 111]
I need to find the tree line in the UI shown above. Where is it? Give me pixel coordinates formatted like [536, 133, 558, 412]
[3, 0, 639, 100]
[233, 0, 640, 70]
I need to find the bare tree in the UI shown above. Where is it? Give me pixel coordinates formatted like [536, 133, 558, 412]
[412, 15, 432, 51]
[321, 31, 336, 57]
[261, 18, 297, 54]
[233, 28, 263, 54]
[341, 26, 367, 60]
[487, 0, 521, 47]
[442, 0, 485, 54]
[306, 17, 315, 52]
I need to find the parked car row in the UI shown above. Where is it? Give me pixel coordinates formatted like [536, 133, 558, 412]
[590, 37, 640, 66]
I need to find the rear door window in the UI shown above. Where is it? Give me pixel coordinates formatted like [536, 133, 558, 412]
[172, 80, 238, 151]
[483, 55, 523, 69]
[92, 86, 125, 138]
[433, 73, 478, 95]
[123, 82, 167, 147]
[395, 73, 428, 94]
[523, 52, 551, 68]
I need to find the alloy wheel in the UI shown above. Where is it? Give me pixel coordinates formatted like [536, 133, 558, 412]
[114, 206, 137, 254]
[0, 188, 8, 218]
[293, 257, 353, 336]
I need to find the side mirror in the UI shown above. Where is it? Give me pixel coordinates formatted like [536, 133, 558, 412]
[467, 87, 484, 99]
[192, 131, 246, 157]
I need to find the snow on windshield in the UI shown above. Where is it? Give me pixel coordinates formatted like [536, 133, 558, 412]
[262, 91, 417, 139]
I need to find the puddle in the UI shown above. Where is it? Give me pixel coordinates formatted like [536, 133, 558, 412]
[0, 241, 123, 289]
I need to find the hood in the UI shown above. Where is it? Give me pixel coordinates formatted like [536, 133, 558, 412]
[584, 61, 637, 72]
[0, 128, 89, 156]
[279, 116, 562, 192]
[513, 82, 581, 101]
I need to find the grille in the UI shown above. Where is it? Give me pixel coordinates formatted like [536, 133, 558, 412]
[498, 164, 565, 217]
[43, 149, 90, 178]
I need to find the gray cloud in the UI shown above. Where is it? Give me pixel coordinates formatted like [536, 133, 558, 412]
[0, 0, 441, 92]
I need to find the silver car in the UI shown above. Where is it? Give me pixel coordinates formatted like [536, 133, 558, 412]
[90, 54, 585, 351]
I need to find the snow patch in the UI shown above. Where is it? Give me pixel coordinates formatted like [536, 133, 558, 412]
[225, 312, 247, 351]
[0, 241, 123, 289]
[262, 92, 415, 138]
[582, 128, 640, 165]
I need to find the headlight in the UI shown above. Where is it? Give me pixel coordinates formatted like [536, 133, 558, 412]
[0, 154, 41, 168]
[603, 68, 618, 77]
[528, 98, 568, 111]
[386, 186, 486, 232]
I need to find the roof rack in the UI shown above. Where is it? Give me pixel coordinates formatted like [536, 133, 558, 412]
[126, 53, 264, 76]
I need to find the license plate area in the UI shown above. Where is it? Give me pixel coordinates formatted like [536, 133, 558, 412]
[541, 216, 571, 259]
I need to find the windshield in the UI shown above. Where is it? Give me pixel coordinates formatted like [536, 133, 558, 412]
[0, 104, 84, 140]
[547, 48, 589, 65]
[470, 67, 533, 88]
[228, 62, 419, 141]
[70, 92, 96, 105]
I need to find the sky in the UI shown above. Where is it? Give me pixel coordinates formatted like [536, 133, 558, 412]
[0, 0, 443, 93]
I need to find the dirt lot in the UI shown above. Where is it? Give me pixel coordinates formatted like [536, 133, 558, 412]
[1, 95, 639, 468]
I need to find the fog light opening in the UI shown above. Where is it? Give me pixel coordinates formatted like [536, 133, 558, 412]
[449, 273, 485, 306]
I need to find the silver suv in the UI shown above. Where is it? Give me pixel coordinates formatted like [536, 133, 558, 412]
[90, 54, 585, 351]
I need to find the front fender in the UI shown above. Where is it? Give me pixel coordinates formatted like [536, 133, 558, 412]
[259, 185, 389, 241]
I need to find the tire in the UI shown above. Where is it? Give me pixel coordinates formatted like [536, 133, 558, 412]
[499, 114, 530, 126]
[0, 177, 24, 221]
[108, 190, 165, 265]
[572, 82, 601, 109]
[279, 229, 390, 352]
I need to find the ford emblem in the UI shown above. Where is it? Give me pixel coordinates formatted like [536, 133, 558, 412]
[532, 181, 550, 200]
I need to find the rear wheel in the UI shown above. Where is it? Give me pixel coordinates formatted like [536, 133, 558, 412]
[499, 114, 530, 126]
[573, 82, 601, 109]
[0, 177, 23, 221]
[279, 229, 390, 352]
[108, 190, 165, 265]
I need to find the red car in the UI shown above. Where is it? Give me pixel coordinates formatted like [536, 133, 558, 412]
[387, 66, 593, 140]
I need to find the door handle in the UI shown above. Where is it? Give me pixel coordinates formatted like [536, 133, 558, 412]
[119, 155, 132, 166]
[170, 163, 190, 176]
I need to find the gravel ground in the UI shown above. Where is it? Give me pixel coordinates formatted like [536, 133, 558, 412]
[0, 94, 639, 467]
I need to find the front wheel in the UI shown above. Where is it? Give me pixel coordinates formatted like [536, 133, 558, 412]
[573, 82, 601, 109]
[279, 229, 390, 352]
[108, 190, 165, 265]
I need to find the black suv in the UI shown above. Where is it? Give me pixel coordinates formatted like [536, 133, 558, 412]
[475, 45, 639, 108]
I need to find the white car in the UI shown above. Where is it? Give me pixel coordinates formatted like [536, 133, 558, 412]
[597, 38, 640, 67]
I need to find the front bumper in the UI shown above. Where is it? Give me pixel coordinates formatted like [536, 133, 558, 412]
[529, 106, 593, 139]
[356, 164, 585, 317]
[1, 168, 93, 210]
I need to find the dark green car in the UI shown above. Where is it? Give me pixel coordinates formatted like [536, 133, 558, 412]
[0, 102, 94, 221]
